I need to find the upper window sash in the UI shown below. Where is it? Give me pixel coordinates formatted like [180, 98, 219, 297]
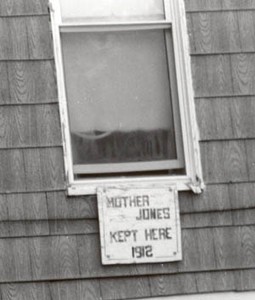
[50, 0, 172, 28]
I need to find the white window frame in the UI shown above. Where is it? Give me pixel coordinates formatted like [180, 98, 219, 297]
[49, 0, 204, 195]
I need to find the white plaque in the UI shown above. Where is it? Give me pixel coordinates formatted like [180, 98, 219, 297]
[97, 187, 182, 265]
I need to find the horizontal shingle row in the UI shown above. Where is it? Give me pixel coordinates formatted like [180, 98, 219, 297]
[1, 269, 255, 300]
[0, 226, 254, 282]
[1, 208, 255, 239]
[185, 0, 255, 12]
[0, 0, 47, 16]
[0, 182, 255, 222]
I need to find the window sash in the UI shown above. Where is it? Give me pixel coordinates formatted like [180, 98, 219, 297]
[55, 1, 183, 176]
[61, 27, 184, 175]
[49, 0, 204, 194]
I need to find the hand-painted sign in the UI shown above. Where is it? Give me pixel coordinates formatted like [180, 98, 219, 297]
[97, 187, 182, 265]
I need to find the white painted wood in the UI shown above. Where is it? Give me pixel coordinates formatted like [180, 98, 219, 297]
[164, 29, 185, 167]
[59, 22, 170, 32]
[73, 160, 183, 174]
[163, 0, 171, 22]
[50, 0, 75, 184]
[97, 187, 182, 264]
[168, 0, 204, 192]
[59, 0, 166, 23]
[68, 175, 194, 195]
[49, 0, 204, 195]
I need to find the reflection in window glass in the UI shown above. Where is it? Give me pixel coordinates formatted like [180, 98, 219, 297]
[61, 30, 177, 167]
[60, 0, 165, 23]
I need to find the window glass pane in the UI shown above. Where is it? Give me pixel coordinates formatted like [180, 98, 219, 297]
[60, 0, 165, 23]
[61, 30, 177, 169]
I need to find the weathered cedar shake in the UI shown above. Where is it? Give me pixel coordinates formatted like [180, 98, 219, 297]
[0, 0, 255, 298]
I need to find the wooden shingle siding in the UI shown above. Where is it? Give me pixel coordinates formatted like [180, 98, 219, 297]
[0, 17, 52, 60]
[196, 98, 233, 140]
[192, 55, 233, 97]
[181, 211, 233, 228]
[27, 17, 53, 59]
[1, 150, 27, 192]
[0, 148, 64, 193]
[46, 192, 97, 220]
[185, 0, 222, 11]
[199, 98, 255, 140]
[0, 63, 9, 102]
[150, 273, 197, 296]
[0, 193, 97, 221]
[23, 148, 65, 192]
[185, 0, 255, 11]
[49, 280, 101, 300]
[0, 220, 97, 238]
[150, 271, 240, 295]
[238, 11, 255, 51]
[231, 54, 255, 95]
[100, 277, 151, 300]
[0, 183, 255, 238]
[1, 283, 52, 300]
[0, 238, 31, 282]
[189, 10, 255, 53]
[0, 281, 101, 300]
[8, 18, 29, 60]
[232, 209, 255, 226]
[48, 219, 99, 236]
[238, 270, 255, 291]
[190, 12, 241, 53]
[7, 193, 48, 220]
[0, 183, 254, 222]
[0, 105, 61, 148]
[0, 193, 49, 222]
[3, 206, 255, 239]
[0, 226, 254, 282]
[0, 0, 254, 298]
[30, 236, 80, 281]
[245, 139, 255, 181]
[8, 61, 57, 104]
[181, 183, 255, 213]
[8, 221, 50, 238]
[222, 0, 255, 10]
[0, 0, 47, 16]
[1, 270, 255, 300]
[192, 53, 255, 97]
[0, 18, 26, 60]
[197, 97, 255, 140]
[201, 140, 249, 183]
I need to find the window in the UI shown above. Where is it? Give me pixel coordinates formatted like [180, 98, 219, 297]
[49, 0, 203, 195]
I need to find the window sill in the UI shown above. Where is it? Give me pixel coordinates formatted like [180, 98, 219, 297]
[67, 175, 204, 196]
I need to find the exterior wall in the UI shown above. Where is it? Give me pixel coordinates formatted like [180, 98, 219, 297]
[0, 0, 254, 299]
